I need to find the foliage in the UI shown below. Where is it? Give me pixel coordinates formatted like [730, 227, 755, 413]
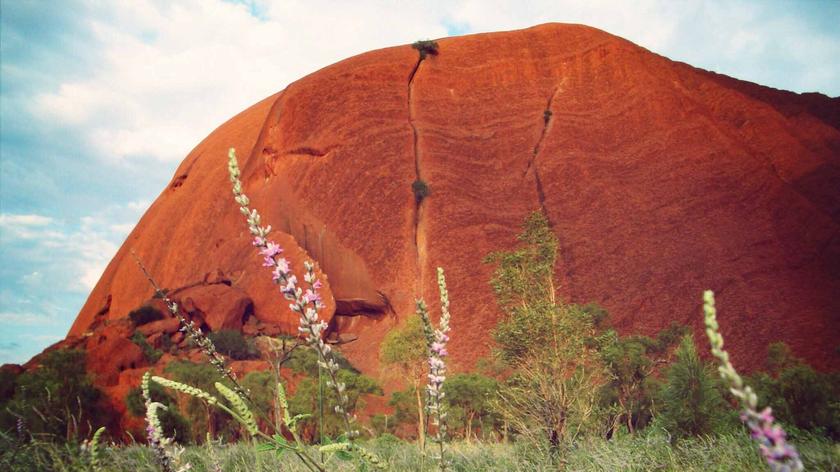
[289, 369, 382, 442]
[485, 211, 607, 453]
[207, 330, 259, 360]
[130, 331, 164, 364]
[0, 349, 111, 441]
[658, 334, 732, 441]
[749, 342, 840, 440]
[595, 320, 688, 434]
[128, 305, 165, 325]
[380, 313, 429, 447]
[411, 39, 439, 59]
[412, 179, 430, 203]
[163, 360, 235, 442]
[125, 382, 189, 443]
[284, 346, 357, 377]
[444, 373, 500, 441]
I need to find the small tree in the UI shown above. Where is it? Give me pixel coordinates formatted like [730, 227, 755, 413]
[0, 349, 109, 440]
[486, 212, 607, 454]
[444, 373, 499, 442]
[658, 334, 729, 441]
[379, 315, 428, 448]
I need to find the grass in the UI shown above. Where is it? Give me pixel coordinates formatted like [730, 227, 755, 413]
[3, 432, 837, 471]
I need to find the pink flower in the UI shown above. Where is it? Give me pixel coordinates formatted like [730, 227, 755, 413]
[281, 275, 297, 295]
[303, 289, 322, 305]
[260, 242, 283, 258]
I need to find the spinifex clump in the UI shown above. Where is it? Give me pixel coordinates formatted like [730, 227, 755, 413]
[702, 291, 803, 472]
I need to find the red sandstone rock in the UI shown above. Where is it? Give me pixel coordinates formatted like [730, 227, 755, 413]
[137, 316, 181, 336]
[62, 23, 839, 383]
[174, 284, 253, 332]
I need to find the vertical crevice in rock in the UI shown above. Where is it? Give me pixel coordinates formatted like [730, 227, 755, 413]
[525, 87, 559, 226]
[408, 55, 426, 296]
[525, 87, 575, 297]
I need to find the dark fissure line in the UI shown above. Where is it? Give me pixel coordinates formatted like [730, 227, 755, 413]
[524, 88, 559, 178]
[408, 56, 425, 295]
[526, 88, 560, 224]
[526, 86, 576, 297]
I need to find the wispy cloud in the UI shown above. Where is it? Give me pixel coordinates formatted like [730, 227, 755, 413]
[0, 214, 53, 227]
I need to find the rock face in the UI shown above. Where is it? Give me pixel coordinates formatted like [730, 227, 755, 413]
[67, 23, 839, 376]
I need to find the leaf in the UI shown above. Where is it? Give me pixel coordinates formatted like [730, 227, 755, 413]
[272, 434, 289, 447]
[336, 448, 353, 461]
[256, 443, 276, 452]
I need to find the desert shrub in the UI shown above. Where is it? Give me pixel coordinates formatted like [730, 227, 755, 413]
[125, 383, 189, 443]
[412, 39, 439, 59]
[370, 414, 396, 436]
[658, 334, 733, 441]
[284, 344, 356, 376]
[380, 315, 427, 444]
[130, 332, 163, 364]
[412, 179, 430, 203]
[163, 360, 236, 442]
[594, 320, 688, 435]
[206, 329, 258, 360]
[0, 349, 111, 440]
[444, 373, 500, 441]
[486, 212, 608, 454]
[749, 342, 840, 440]
[289, 368, 383, 442]
[128, 305, 165, 325]
[388, 388, 421, 438]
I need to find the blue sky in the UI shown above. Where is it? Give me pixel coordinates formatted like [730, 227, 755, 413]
[1, 0, 838, 364]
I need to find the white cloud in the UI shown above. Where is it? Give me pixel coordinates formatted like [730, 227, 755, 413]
[0, 213, 53, 227]
[30, 0, 838, 169]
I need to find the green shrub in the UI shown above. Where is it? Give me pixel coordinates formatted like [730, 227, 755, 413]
[128, 305, 165, 325]
[206, 330, 258, 360]
[125, 383, 189, 443]
[444, 373, 500, 441]
[412, 179, 430, 203]
[411, 39, 438, 59]
[289, 368, 383, 442]
[658, 335, 732, 441]
[486, 212, 607, 452]
[163, 360, 236, 442]
[130, 332, 163, 364]
[0, 349, 111, 439]
[749, 342, 840, 440]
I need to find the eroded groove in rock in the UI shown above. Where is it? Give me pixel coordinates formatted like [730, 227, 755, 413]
[525, 87, 560, 178]
[408, 55, 426, 296]
[527, 87, 577, 298]
[527, 87, 560, 224]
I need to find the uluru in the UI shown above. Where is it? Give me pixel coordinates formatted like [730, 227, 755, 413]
[23, 22, 840, 429]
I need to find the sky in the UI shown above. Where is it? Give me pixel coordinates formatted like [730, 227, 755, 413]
[1, 0, 838, 365]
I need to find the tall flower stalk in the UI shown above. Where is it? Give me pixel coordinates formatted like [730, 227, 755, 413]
[417, 267, 452, 471]
[702, 290, 803, 472]
[227, 148, 384, 469]
[141, 372, 189, 472]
